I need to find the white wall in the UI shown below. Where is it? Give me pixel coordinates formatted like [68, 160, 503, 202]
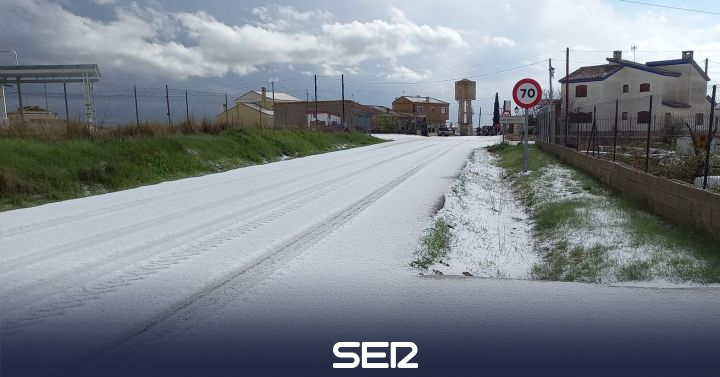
[562, 63, 710, 129]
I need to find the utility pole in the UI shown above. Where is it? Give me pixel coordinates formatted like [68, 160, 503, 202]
[644, 95, 653, 173]
[133, 84, 139, 126]
[565, 47, 570, 146]
[271, 81, 275, 129]
[16, 77, 24, 122]
[548, 58, 555, 142]
[165, 84, 171, 125]
[43, 83, 48, 111]
[271, 81, 275, 108]
[341, 73, 346, 128]
[224, 93, 229, 125]
[64, 82, 70, 129]
[703, 85, 717, 189]
[185, 89, 190, 123]
[314, 74, 318, 125]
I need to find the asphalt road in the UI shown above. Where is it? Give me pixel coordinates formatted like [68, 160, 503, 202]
[2, 135, 719, 377]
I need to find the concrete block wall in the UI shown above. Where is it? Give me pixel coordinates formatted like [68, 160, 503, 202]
[536, 141, 720, 241]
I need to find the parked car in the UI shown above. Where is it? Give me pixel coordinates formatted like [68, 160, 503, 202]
[438, 127, 453, 136]
[477, 126, 497, 136]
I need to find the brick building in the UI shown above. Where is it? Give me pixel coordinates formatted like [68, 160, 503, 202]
[273, 100, 374, 131]
[391, 96, 449, 128]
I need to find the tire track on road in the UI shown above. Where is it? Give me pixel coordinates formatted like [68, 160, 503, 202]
[0, 140, 436, 272]
[74, 139, 468, 374]
[0, 140, 451, 323]
[0, 138, 430, 240]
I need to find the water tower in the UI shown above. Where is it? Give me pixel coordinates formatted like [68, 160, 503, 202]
[455, 79, 476, 136]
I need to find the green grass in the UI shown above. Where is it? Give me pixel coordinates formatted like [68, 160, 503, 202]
[494, 142, 556, 173]
[614, 197, 720, 282]
[533, 200, 589, 232]
[489, 142, 720, 284]
[531, 243, 615, 283]
[616, 260, 652, 281]
[411, 218, 452, 270]
[0, 129, 382, 211]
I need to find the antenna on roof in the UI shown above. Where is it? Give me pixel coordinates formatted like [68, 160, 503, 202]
[631, 45, 637, 62]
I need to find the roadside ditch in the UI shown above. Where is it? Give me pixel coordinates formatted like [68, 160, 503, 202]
[412, 142, 720, 286]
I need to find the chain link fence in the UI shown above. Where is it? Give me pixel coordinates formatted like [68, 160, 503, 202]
[537, 85, 719, 192]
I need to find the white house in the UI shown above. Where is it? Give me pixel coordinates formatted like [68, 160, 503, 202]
[217, 87, 302, 127]
[559, 50, 715, 131]
[235, 88, 302, 107]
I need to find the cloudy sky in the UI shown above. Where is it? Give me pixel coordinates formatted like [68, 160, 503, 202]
[1, 0, 719, 124]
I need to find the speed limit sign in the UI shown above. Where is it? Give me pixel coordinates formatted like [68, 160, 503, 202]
[511, 78, 541, 173]
[512, 78, 542, 109]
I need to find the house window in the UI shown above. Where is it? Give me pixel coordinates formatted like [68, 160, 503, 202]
[637, 111, 650, 124]
[431, 107, 435, 114]
[441, 107, 447, 114]
[622, 112, 628, 120]
[416, 105, 424, 113]
[639, 83, 650, 92]
[575, 85, 588, 98]
[622, 84, 629, 93]
[695, 113, 704, 126]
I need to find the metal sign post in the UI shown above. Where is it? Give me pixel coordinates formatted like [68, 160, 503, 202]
[512, 78, 542, 172]
[524, 107, 529, 170]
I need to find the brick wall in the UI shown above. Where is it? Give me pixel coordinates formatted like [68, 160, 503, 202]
[537, 141, 720, 240]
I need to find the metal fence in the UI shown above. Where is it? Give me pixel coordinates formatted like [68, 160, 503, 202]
[536, 85, 720, 191]
[1, 83, 235, 127]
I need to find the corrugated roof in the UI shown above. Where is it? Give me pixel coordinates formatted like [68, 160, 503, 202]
[396, 96, 448, 104]
[239, 102, 274, 116]
[366, 105, 414, 117]
[250, 91, 301, 102]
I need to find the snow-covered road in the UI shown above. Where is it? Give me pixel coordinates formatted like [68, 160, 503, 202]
[2, 135, 719, 376]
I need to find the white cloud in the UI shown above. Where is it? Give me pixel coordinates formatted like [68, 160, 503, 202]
[479, 36, 516, 48]
[0, 1, 466, 80]
[385, 61, 430, 82]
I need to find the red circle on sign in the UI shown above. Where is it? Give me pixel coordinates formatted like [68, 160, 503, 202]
[512, 78, 542, 109]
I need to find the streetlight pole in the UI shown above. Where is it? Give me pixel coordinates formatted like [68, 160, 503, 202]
[0, 49, 19, 125]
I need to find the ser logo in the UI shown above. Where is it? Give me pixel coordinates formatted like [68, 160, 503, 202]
[333, 342, 418, 369]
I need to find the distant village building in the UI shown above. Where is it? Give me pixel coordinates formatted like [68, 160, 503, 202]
[391, 96, 449, 131]
[273, 100, 374, 132]
[366, 105, 424, 134]
[559, 50, 714, 129]
[8, 105, 57, 121]
[216, 87, 302, 127]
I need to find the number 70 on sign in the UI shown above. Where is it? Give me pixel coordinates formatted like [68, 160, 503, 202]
[512, 78, 542, 109]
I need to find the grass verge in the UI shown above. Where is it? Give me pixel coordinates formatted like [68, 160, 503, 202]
[410, 218, 452, 270]
[0, 128, 382, 211]
[491, 142, 720, 284]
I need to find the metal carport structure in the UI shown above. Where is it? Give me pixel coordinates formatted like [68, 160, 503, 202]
[0, 64, 101, 129]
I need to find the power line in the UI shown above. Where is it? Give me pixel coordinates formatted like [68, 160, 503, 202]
[321, 59, 548, 85]
[618, 0, 720, 16]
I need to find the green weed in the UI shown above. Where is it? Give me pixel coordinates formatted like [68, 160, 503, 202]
[411, 218, 453, 270]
